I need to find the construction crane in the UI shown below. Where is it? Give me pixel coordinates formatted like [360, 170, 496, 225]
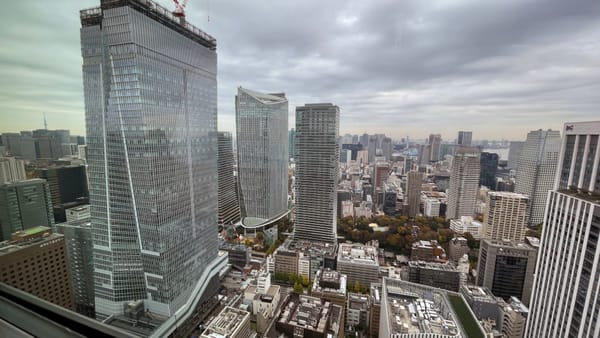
[172, 0, 188, 17]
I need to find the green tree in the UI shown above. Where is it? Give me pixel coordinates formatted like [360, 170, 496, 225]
[302, 275, 309, 287]
[294, 282, 303, 294]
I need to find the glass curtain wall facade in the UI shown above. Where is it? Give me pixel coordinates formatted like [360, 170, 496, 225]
[217, 132, 241, 225]
[294, 103, 340, 244]
[235, 87, 289, 223]
[80, 0, 218, 319]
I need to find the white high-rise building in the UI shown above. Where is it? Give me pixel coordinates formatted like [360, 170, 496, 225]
[236, 87, 289, 226]
[483, 191, 529, 241]
[294, 103, 339, 244]
[515, 129, 561, 225]
[0, 157, 26, 183]
[526, 121, 600, 337]
[80, 0, 226, 328]
[447, 147, 481, 219]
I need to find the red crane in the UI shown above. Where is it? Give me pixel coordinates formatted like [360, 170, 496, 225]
[172, 0, 188, 17]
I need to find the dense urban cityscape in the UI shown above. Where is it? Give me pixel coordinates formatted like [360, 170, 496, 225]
[0, 1, 599, 338]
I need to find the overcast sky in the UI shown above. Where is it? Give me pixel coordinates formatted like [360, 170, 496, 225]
[1, 0, 599, 141]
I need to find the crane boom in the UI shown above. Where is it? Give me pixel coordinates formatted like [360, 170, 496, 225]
[172, 0, 189, 18]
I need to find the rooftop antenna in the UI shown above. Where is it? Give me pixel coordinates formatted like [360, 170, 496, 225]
[43, 112, 48, 130]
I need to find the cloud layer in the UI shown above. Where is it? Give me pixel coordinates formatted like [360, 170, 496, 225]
[1, 0, 599, 140]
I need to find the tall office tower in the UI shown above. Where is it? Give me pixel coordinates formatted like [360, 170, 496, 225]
[35, 165, 89, 222]
[0, 179, 54, 241]
[381, 137, 392, 161]
[457, 131, 472, 146]
[373, 162, 389, 189]
[406, 171, 422, 218]
[217, 132, 241, 225]
[352, 134, 359, 144]
[0, 156, 26, 183]
[80, 0, 226, 327]
[294, 103, 339, 244]
[507, 141, 524, 170]
[428, 134, 442, 162]
[1, 133, 22, 156]
[526, 121, 600, 337]
[479, 152, 499, 190]
[0, 227, 75, 311]
[359, 133, 369, 147]
[515, 129, 561, 225]
[368, 135, 378, 163]
[288, 128, 296, 160]
[446, 147, 481, 219]
[235, 87, 289, 225]
[477, 239, 537, 306]
[56, 217, 95, 317]
[417, 144, 430, 167]
[483, 192, 529, 241]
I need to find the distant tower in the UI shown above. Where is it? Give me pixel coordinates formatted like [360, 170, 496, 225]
[447, 147, 481, 219]
[514, 129, 561, 226]
[406, 171, 422, 218]
[526, 121, 600, 337]
[428, 134, 442, 162]
[507, 141, 524, 170]
[457, 131, 472, 146]
[217, 132, 241, 225]
[235, 87, 289, 224]
[43, 112, 48, 130]
[294, 103, 340, 244]
[480, 152, 499, 190]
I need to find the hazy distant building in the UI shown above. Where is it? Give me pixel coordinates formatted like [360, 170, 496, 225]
[236, 87, 289, 225]
[56, 217, 95, 317]
[0, 226, 75, 311]
[289, 128, 296, 160]
[381, 137, 392, 161]
[483, 192, 529, 241]
[0, 157, 26, 183]
[480, 152, 499, 190]
[447, 147, 481, 219]
[35, 165, 89, 222]
[0, 179, 54, 241]
[368, 135, 378, 163]
[515, 129, 561, 225]
[406, 171, 422, 217]
[457, 131, 472, 146]
[507, 141, 524, 170]
[294, 103, 339, 244]
[428, 134, 442, 162]
[217, 132, 241, 225]
[80, 0, 226, 328]
[526, 121, 600, 338]
[477, 239, 537, 306]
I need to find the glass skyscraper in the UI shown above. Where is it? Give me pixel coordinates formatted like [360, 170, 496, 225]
[235, 87, 289, 225]
[294, 103, 339, 244]
[80, 0, 225, 325]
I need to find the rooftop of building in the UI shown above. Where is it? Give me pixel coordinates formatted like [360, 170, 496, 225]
[450, 216, 482, 227]
[287, 239, 337, 257]
[0, 178, 46, 188]
[487, 191, 529, 199]
[347, 293, 370, 310]
[412, 240, 443, 249]
[337, 243, 379, 266]
[506, 296, 529, 316]
[383, 278, 485, 338]
[239, 87, 287, 104]
[312, 269, 347, 296]
[482, 239, 536, 251]
[0, 228, 63, 256]
[408, 261, 460, 272]
[200, 306, 250, 338]
[80, 0, 216, 50]
[557, 188, 600, 204]
[277, 295, 342, 333]
[459, 285, 499, 303]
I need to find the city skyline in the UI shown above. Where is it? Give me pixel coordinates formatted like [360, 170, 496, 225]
[2, 1, 600, 139]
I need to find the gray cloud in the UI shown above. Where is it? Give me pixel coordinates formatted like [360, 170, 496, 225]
[1, 0, 599, 140]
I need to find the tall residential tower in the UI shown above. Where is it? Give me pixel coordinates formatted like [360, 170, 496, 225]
[294, 103, 340, 244]
[80, 0, 225, 330]
[447, 147, 481, 219]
